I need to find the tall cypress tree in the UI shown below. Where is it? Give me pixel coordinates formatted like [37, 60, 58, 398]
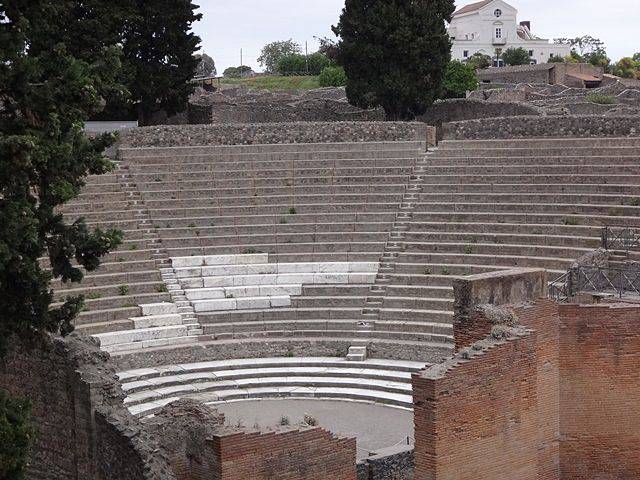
[0, 1, 123, 354]
[333, 0, 455, 120]
[123, 0, 203, 125]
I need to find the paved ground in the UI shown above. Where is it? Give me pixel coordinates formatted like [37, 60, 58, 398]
[215, 399, 414, 459]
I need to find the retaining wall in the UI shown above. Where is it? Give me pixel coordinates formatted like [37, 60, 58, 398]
[119, 122, 432, 148]
[442, 115, 640, 139]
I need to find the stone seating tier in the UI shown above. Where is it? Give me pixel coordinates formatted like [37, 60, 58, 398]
[116, 357, 429, 416]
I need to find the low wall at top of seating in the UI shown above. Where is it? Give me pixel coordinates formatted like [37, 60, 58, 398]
[119, 122, 434, 148]
[442, 115, 640, 139]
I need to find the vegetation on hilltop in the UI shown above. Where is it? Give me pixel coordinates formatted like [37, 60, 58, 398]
[220, 75, 321, 91]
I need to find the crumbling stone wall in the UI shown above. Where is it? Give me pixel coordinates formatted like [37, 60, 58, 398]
[417, 98, 541, 126]
[0, 334, 176, 480]
[443, 115, 640, 139]
[119, 122, 431, 148]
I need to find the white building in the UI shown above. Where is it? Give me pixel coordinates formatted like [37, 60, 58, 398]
[449, 0, 570, 67]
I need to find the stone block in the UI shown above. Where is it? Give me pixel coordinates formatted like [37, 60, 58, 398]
[203, 253, 269, 266]
[225, 286, 261, 297]
[234, 274, 279, 286]
[193, 298, 237, 312]
[174, 267, 202, 278]
[180, 277, 204, 289]
[185, 288, 226, 301]
[202, 265, 248, 277]
[349, 262, 379, 273]
[132, 314, 183, 329]
[236, 297, 271, 310]
[203, 276, 235, 288]
[316, 262, 350, 273]
[314, 273, 350, 284]
[270, 296, 292, 308]
[259, 284, 302, 296]
[276, 273, 315, 285]
[171, 256, 205, 268]
[348, 273, 377, 284]
[246, 263, 278, 275]
[141, 302, 179, 316]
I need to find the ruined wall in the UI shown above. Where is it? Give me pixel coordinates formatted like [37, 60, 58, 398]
[119, 122, 431, 148]
[558, 303, 640, 479]
[452, 268, 548, 349]
[477, 67, 552, 85]
[414, 294, 640, 480]
[357, 445, 414, 480]
[0, 335, 177, 480]
[413, 297, 560, 480]
[417, 98, 541, 128]
[212, 428, 357, 480]
[442, 115, 640, 139]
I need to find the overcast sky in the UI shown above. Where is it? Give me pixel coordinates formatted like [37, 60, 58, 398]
[193, 0, 639, 73]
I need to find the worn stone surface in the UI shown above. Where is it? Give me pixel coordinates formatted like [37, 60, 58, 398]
[443, 115, 640, 139]
[119, 122, 430, 148]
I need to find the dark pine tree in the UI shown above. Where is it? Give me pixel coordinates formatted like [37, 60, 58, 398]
[333, 0, 455, 120]
[123, 0, 203, 125]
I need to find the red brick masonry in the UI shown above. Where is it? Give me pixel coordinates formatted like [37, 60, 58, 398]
[212, 427, 357, 480]
[413, 300, 640, 480]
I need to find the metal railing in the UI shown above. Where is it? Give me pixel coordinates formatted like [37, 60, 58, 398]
[601, 226, 640, 253]
[549, 265, 640, 301]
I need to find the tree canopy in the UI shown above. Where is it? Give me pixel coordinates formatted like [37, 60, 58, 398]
[555, 36, 610, 69]
[333, 0, 455, 120]
[195, 53, 217, 77]
[466, 52, 492, 70]
[122, 1, 202, 125]
[502, 47, 531, 66]
[258, 40, 302, 73]
[0, 1, 124, 354]
[442, 61, 478, 99]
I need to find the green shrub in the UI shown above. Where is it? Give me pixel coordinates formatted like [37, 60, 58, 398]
[318, 66, 347, 87]
[288, 207, 297, 215]
[0, 391, 34, 480]
[501, 47, 531, 66]
[466, 53, 492, 70]
[117, 285, 129, 296]
[442, 61, 478, 99]
[586, 93, 616, 105]
[548, 55, 565, 63]
[277, 53, 332, 76]
[242, 247, 258, 254]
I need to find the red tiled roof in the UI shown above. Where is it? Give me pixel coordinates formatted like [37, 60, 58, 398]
[453, 0, 494, 17]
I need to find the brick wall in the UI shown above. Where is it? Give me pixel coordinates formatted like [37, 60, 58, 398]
[558, 304, 640, 479]
[413, 329, 544, 480]
[212, 428, 357, 480]
[413, 299, 561, 480]
[413, 298, 640, 480]
[0, 335, 176, 480]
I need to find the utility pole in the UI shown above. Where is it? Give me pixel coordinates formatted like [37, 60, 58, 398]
[305, 41, 309, 75]
[240, 48, 243, 67]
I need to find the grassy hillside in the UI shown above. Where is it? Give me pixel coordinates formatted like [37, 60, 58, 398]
[219, 75, 320, 91]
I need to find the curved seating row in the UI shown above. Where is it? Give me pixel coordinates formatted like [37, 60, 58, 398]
[116, 357, 428, 416]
